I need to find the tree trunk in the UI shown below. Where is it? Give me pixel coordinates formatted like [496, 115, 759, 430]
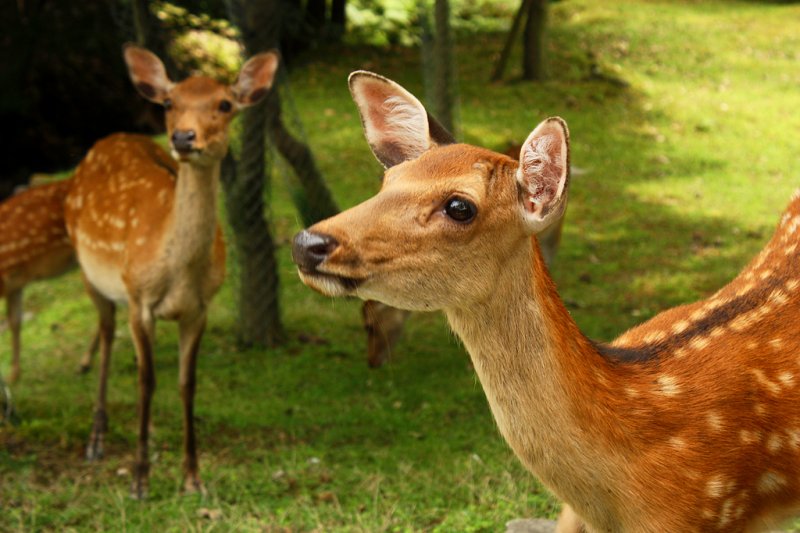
[131, 0, 179, 78]
[431, 0, 455, 133]
[220, 101, 285, 346]
[490, 0, 531, 82]
[331, 0, 346, 40]
[305, 0, 326, 31]
[268, 104, 339, 226]
[522, 0, 546, 81]
[223, 0, 285, 346]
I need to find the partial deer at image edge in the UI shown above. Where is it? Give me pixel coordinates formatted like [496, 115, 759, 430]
[292, 70, 800, 532]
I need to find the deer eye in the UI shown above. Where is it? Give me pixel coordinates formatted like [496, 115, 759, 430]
[218, 99, 232, 112]
[445, 197, 477, 223]
[163, 98, 173, 110]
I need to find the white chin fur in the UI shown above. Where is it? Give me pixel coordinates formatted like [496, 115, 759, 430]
[298, 271, 353, 297]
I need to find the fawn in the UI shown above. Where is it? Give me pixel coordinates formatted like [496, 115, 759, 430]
[292, 71, 800, 532]
[64, 45, 278, 498]
[0, 180, 99, 384]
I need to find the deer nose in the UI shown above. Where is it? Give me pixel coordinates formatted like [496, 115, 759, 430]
[171, 130, 196, 152]
[292, 230, 339, 273]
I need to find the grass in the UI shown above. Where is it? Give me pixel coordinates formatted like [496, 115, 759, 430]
[3, 0, 800, 530]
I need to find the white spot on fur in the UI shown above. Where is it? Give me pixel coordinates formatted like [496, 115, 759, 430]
[668, 436, 686, 449]
[768, 290, 788, 306]
[767, 433, 784, 453]
[707, 412, 724, 432]
[643, 330, 666, 343]
[657, 375, 681, 396]
[672, 320, 690, 334]
[706, 475, 726, 498]
[757, 471, 787, 494]
[751, 369, 781, 395]
[788, 429, 800, 450]
[690, 336, 710, 351]
[778, 372, 795, 388]
[740, 429, 760, 445]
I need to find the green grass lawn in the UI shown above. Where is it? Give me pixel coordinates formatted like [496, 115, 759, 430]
[3, 0, 800, 530]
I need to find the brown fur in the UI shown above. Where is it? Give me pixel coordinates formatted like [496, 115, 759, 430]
[0, 179, 99, 382]
[296, 136, 800, 531]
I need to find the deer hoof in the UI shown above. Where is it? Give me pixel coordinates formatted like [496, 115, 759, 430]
[130, 477, 149, 500]
[85, 435, 104, 461]
[182, 474, 206, 497]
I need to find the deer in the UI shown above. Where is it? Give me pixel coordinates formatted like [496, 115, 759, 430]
[64, 45, 278, 498]
[0, 179, 100, 384]
[292, 71, 800, 532]
[358, 87, 566, 369]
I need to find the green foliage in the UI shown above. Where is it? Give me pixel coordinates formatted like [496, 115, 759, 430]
[346, 0, 515, 47]
[3, 0, 800, 530]
[156, 1, 243, 80]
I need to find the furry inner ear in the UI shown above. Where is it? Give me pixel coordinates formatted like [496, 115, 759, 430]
[233, 51, 280, 107]
[516, 117, 570, 234]
[123, 44, 172, 104]
[349, 71, 454, 168]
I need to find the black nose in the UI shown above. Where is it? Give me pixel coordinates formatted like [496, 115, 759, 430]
[171, 130, 196, 152]
[292, 230, 339, 273]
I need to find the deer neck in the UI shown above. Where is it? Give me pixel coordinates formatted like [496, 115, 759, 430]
[163, 160, 220, 270]
[444, 238, 629, 524]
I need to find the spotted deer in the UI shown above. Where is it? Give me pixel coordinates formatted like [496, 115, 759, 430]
[64, 45, 278, 498]
[356, 82, 566, 368]
[292, 71, 800, 532]
[0, 179, 99, 383]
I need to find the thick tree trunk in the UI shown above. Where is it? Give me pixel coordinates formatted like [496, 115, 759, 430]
[522, 0, 547, 81]
[223, 0, 285, 346]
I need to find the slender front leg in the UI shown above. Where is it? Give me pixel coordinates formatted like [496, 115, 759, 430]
[78, 329, 101, 374]
[128, 303, 156, 500]
[83, 280, 116, 461]
[6, 289, 22, 384]
[178, 312, 207, 495]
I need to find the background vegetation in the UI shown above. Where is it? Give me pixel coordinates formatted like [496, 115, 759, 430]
[3, 0, 800, 530]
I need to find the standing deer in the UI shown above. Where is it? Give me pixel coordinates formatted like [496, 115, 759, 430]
[0, 179, 99, 384]
[64, 45, 278, 498]
[357, 82, 566, 368]
[292, 71, 800, 532]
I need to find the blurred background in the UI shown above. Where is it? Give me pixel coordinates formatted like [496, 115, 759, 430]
[1, 0, 800, 530]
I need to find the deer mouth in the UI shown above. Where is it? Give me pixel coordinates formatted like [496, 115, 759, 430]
[297, 269, 363, 297]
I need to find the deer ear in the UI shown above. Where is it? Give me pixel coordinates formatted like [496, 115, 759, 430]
[348, 71, 455, 168]
[123, 44, 172, 104]
[517, 117, 570, 234]
[232, 50, 280, 107]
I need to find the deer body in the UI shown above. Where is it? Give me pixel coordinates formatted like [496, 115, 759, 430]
[0, 179, 99, 382]
[292, 71, 800, 531]
[64, 46, 278, 498]
[67, 133, 225, 316]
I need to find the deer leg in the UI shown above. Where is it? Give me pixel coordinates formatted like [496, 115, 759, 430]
[84, 281, 116, 461]
[362, 300, 411, 368]
[128, 304, 156, 500]
[6, 289, 22, 384]
[178, 312, 206, 495]
[78, 328, 101, 374]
